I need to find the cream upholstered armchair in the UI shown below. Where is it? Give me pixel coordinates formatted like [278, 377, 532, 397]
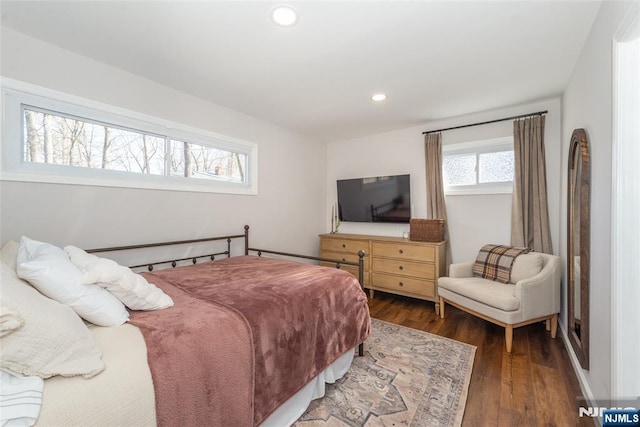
[437, 249, 561, 353]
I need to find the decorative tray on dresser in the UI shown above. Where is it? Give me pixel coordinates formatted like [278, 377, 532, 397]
[319, 233, 446, 313]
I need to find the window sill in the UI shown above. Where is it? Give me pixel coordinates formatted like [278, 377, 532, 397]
[445, 186, 513, 196]
[0, 170, 258, 195]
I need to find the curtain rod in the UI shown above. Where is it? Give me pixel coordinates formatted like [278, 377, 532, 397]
[421, 110, 548, 135]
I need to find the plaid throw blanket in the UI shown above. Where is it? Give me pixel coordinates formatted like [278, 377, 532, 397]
[472, 244, 530, 284]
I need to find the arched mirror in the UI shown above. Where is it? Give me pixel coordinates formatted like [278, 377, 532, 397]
[567, 128, 590, 370]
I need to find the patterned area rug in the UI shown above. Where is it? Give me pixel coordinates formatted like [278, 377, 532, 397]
[294, 319, 476, 427]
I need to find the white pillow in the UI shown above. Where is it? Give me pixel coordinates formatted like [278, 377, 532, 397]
[65, 246, 174, 311]
[16, 237, 129, 327]
[510, 253, 543, 284]
[0, 264, 105, 378]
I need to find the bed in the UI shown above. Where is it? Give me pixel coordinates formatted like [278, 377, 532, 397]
[0, 225, 370, 426]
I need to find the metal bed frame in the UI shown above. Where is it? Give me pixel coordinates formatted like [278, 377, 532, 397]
[86, 225, 367, 356]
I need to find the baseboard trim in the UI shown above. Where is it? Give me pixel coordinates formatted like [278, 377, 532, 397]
[559, 322, 600, 426]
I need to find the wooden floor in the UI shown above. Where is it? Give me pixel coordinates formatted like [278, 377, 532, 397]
[367, 291, 593, 427]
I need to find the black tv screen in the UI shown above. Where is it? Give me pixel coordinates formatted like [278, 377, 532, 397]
[337, 174, 411, 223]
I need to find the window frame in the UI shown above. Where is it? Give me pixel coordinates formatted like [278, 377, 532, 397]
[442, 136, 514, 196]
[1, 80, 258, 195]
[611, 6, 640, 400]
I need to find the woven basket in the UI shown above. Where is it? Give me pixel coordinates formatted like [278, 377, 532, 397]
[409, 219, 445, 242]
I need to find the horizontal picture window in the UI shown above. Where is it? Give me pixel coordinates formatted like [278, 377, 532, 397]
[2, 82, 257, 195]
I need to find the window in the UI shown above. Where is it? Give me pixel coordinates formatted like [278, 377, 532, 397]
[2, 83, 257, 194]
[442, 136, 514, 195]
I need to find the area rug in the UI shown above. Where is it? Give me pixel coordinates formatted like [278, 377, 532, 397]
[294, 319, 476, 427]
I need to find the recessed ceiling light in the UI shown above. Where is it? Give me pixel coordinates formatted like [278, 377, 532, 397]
[371, 93, 387, 102]
[271, 5, 299, 27]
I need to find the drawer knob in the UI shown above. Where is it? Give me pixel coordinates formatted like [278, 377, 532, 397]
[342, 244, 346, 248]
[399, 266, 404, 270]
[342, 258, 346, 262]
[399, 282, 404, 287]
[399, 249, 404, 254]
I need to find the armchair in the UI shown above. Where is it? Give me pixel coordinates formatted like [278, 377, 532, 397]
[437, 252, 561, 353]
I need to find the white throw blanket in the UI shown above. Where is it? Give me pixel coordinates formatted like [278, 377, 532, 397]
[0, 371, 43, 427]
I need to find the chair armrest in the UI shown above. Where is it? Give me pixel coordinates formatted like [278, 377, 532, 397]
[449, 261, 474, 278]
[515, 256, 562, 320]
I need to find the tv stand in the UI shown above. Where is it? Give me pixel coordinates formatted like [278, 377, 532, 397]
[319, 233, 446, 313]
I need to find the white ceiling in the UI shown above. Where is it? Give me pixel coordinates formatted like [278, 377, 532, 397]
[0, 1, 601, 142]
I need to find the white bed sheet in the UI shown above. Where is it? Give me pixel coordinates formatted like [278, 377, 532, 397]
[35, 323, 354, 426]
[36, 323, 156, 426]
[261, 348, 355, 427]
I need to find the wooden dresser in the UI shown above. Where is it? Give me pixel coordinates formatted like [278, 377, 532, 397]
[319, 233, 446, 312]
[319, 234, 371, 288]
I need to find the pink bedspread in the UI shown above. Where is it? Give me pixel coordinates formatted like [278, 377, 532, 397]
[130, 256, 371, 426]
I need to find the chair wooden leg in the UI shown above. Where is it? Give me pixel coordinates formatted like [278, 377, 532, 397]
[439, 297, 445, 319]
[550, 314, 558, 339]
[545, 319, 551, 331]
[505, 325, 513, 353]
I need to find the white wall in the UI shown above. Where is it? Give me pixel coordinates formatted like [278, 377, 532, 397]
[561, 0, 637, 404]
[326, 98, 562, 264]
[0, 28, 326, 258]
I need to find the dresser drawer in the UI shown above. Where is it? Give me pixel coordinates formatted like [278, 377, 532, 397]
[371, 257, 435, 279]
[321, 238, 369, 255]
[371, 273, 435, 297]
[322, 250, 367, 265]
[371, 241, 435, 262]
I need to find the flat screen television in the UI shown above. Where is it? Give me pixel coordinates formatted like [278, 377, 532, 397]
[337, 174, 411, 223]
